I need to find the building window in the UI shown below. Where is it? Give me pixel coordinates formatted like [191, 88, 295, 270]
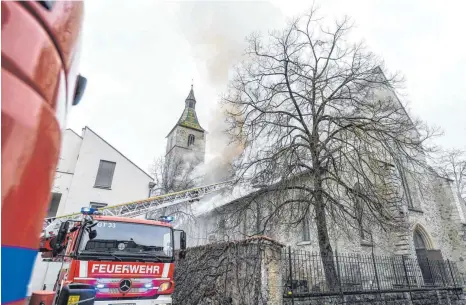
[90, 202, 108, 209]
[302, 216, 311, 242]
[187, 134, 195, 147]
[400, 171, 414, 209]
[353, 183, 368, 241]
[94, 160, 116, 189]
[393, 162, 414, 210]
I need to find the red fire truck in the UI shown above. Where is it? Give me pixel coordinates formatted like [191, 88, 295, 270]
[37, 181, 231, 305]
[41, 207, 186, 305]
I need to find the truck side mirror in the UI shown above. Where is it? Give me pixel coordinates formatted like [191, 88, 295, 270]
[73, 75, 87, 106]
[55, 221, 69, 249]
[180, 231, 187, 250]
[88, 229, 97, 240]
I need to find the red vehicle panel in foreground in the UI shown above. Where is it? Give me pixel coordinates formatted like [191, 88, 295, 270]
[1, 2, 85, 305]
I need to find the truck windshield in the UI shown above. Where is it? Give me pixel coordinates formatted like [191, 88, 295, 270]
[78, 221, 173, 258]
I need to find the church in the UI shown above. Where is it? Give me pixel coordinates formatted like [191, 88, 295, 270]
[164, 85, 466, 284]
[159, 85, 207, 196]
[165, 85, 206, 167]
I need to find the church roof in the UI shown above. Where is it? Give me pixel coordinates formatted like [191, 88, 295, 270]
[177, 106, 204, 131]
[167, 86, 205, 137]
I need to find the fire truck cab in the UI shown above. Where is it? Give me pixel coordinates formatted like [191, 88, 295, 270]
[42, 208, 186, 305]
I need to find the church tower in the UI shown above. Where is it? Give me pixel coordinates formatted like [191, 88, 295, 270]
[166, 85, 206, 169]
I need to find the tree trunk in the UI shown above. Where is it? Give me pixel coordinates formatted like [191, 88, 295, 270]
[314, 182, 339, 291]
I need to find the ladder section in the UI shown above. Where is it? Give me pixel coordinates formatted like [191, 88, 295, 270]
[43, 180, 231, 236]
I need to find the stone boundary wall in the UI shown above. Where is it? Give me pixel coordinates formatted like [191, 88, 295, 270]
[173, 236, 465, 305]
[283, 289, 465, 305]
[173, 236, 283, 305]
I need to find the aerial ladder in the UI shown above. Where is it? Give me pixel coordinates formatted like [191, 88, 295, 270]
[42, 180, 232, 238]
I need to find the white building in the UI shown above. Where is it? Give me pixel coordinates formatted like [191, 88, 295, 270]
[47, 126, 154, 217]
[29, 127, 154, 294]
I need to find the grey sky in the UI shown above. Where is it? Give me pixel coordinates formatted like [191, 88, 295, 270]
[68, 0, 466, 174]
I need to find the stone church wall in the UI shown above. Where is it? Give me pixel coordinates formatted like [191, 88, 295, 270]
[173, 126, 205, 157]
[167, 126, 205, 161]
[174, 169, 466, 278]
[165, 125, 206, 183]
[405, 175, 466, 275]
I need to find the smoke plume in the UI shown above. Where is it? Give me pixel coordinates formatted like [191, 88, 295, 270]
[176, 2, 283, 85]
[176, 2, 284, 186]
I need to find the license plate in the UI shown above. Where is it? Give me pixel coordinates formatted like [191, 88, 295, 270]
[67, 295, 80, 305]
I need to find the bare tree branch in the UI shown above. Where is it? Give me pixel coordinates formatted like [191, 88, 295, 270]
[435, 149, 466, 205]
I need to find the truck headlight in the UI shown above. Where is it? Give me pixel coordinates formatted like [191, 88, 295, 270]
[158, 282, 172, 292]
[144, 283, 153, 288]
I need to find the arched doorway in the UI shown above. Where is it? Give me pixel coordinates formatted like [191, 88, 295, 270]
[414, 228, 429, 250]
[413, 225, 444, 286]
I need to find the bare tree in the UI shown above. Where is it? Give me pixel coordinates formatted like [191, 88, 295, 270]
[222, 8, 438, 289]
[147, 154, 203, 222]
[149, 154, 200, 195]
[436, 149, 466, 205]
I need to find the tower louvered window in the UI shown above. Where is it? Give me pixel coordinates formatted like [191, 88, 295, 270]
[188, 134, 195, 146]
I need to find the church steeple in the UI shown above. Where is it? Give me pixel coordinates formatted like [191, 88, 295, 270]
[172, 85, 204, 133]
[185, 84, 196, 109]
[165, 85, 206, 167]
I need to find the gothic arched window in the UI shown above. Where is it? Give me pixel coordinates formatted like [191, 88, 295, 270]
[188, 134, 195, 146]
[302, 213, 311, 242]
[353, 183, 366, 240]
